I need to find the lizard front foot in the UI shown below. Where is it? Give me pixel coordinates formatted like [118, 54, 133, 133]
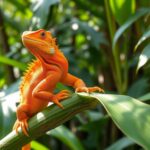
[13, 119, 29, 136]
[52, 90, 71, 109]
[75, 86, 104, 93]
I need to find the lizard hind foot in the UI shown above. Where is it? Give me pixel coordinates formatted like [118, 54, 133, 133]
[75, 86, 104, 93]
[13, 118, 29, 136]
[52, 90, 71, 109]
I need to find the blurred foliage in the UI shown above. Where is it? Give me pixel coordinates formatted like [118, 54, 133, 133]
[0, 0, 150, 150]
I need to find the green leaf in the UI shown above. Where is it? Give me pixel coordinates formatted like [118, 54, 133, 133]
[31, 140, 49, 150]
[0, 79, 5, 88]
[109, 0, 135, 25]
[113, 8, 150, 49]
[106, 137, 134, 150]
[0, 56, 26, 71]
[56, 83, 70, 91]
[136, 44, 150, 71]
[31, 0, 60, 27]
[88, 93, 150, 149]
[48, 125, 85, 150]
[134, 30, 150, 51]
[127, 78, 149, 98]
[139, 93, 150, 101]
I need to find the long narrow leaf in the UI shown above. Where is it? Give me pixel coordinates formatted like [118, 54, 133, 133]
[105, 137, 134, 150]
[136, 44, 150, 71]
[139, 93, 150, 101]
[31, 141, 49, 150]
[0, 56, 26, 71]
[134, 30, 150, 51]
[112, 8, 150, 49]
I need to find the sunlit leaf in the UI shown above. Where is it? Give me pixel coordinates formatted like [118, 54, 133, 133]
[113, 8, 150, 49]
[0, 79, 5, 88]
[86, 93, 150, 149]
[134, 30, 150, 51]
[31, 140, 49, 150]
[109, 0, 135, 25]
[48, 125, 85, 150]
[137, 44, 150, 71]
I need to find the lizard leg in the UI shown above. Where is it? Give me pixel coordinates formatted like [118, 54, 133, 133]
[61, 73, 104, 93]
[13, 104, 30, 136]
[51, 90, 71, 109]
[33, 71, 71, 109]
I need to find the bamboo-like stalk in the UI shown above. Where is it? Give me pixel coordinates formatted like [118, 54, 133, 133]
[0, 9, 16, 84]
[0, 94, 98, 150]
[104, 0, 122, 94]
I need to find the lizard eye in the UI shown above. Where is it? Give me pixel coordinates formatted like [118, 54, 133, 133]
[40, 31, 46, 38]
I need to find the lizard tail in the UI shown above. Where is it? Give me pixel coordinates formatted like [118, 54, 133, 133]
[22, 143, 30, 150]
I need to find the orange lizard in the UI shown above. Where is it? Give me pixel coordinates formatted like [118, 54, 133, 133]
[13, 29, 104, 150]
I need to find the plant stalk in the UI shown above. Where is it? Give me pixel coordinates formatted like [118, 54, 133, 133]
[0, 94, 98, 150]
[104, 0, 122, 93]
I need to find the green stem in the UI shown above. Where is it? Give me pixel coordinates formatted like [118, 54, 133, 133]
[122, 33, 129, 93]
[104, 0, 122, 93]
[0, 94, 98, 150]
[0, 9, 16, 84]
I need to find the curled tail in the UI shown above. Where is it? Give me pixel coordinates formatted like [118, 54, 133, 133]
[22, 143, 30, 150]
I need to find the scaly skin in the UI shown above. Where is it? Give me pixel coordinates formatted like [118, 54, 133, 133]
[13, 29, 104, 150]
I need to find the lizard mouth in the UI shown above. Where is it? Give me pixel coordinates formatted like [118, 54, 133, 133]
[22, 37, 46, 46]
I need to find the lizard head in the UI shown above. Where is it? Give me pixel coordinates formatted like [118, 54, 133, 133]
[22, 29, 57, 56]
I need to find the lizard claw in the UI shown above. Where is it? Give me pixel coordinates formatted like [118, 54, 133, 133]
[13, 119, 29, 136]
[56, 90, 71, 99]
[52, 98, 64, 109]
[52, 90, 71, 109]
[75, 86, 104, 93]
[75, 87, 89, 93]
[88, 86, 104, 93]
